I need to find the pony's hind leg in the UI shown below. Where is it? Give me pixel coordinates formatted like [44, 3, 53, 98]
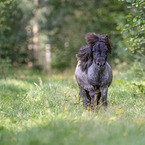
[79, 87, 90, 107]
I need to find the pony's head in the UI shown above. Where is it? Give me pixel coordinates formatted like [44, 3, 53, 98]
[76, 32, 112, 71]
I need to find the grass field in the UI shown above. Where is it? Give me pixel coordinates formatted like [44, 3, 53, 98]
[0, 68, 145, 145]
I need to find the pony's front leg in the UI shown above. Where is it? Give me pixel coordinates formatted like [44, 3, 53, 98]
[100, 86, 108, 108]
[79, 87, 90, 107]
[89, 90, 97, 109]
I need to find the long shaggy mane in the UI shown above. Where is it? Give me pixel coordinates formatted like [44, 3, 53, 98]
[76, 45, 93, 72]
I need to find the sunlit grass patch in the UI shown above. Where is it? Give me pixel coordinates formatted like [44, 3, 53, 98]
[0, 70, 145, 145]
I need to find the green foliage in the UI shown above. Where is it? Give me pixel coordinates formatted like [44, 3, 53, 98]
[120, 0, 145, 75]
[0, 69, 145, 145]
[0, 0, 144, 71]
[122, 0, 145, 55]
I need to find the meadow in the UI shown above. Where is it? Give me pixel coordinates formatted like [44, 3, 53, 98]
[0, 68, 145, 145]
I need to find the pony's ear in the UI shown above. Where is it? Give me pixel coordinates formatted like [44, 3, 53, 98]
[105, 34, 112, 54]
[85, 33, 99, 45]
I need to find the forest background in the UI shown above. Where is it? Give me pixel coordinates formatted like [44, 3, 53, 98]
[0, 0, 145, 75]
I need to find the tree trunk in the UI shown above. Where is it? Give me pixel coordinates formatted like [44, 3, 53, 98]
[33, 0, 39, 61]
[45, 44, 51, 72]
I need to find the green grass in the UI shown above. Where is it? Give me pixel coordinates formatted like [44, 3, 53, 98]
[0, 69, 145, 145]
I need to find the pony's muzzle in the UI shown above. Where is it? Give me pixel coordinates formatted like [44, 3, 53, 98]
[96, 58, 106, 69]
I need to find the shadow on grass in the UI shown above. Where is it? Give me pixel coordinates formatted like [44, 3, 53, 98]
[1, 118, 145, 145]
[0, 79, 35, 100]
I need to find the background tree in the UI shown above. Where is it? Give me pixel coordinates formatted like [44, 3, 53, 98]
[0, 0, 34, 66]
